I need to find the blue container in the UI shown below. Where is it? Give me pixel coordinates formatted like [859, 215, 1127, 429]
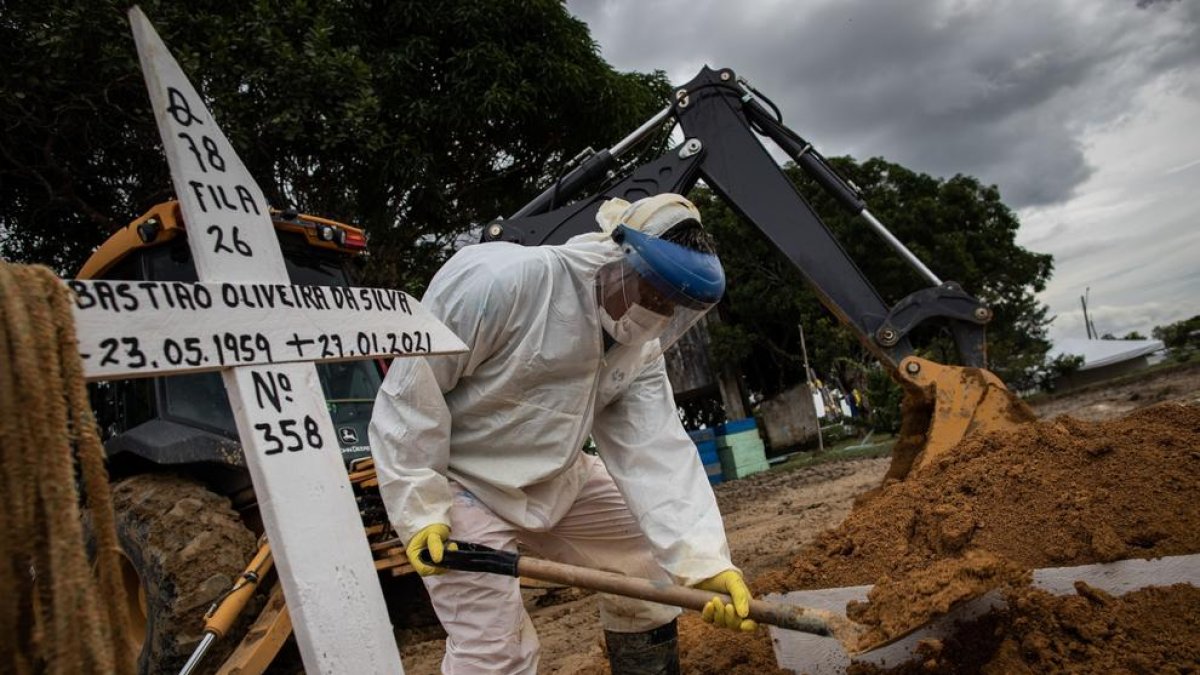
[716, 418, 757, 436]
[702, 455, 724, 485]
[705, 467, 724, 486]
[689, 429, 723, 485]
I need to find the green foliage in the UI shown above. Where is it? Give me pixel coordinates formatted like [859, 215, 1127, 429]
[676, 397, 727, 430]
[864, 366, 903, 433]
[0, 0, 670, 290]
[1154, 315, 1200, 363]
[1101, 331, 1148, 340]
[697, 156, 1054, 400]
[1152, 315, 1200, 349]
[1037, 353, 1084, 392]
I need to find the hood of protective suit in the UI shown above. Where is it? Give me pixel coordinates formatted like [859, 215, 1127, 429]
[594, 193, 702, 237]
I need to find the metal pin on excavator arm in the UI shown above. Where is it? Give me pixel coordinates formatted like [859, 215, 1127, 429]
[484, 66, 1034, 477]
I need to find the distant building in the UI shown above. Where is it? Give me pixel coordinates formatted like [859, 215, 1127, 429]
[1047, 337, 1166, 391]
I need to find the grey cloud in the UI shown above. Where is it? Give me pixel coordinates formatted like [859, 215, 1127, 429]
[571, 0, 1200, 341]
[1053, 300, 1177, 340]
[570, 0, 1200, 208]
[1041, 225, 1200, 336]
[1020, 220, 1072, 247]
[1052, 236, 1132, 265]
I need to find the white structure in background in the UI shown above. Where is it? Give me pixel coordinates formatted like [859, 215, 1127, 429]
[811, 389, 827, 419]
[1047, 337, 1166, 390]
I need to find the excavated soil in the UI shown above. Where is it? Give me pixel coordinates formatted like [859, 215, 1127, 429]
[395, 369, 1200, 674]
[846, 582, 1200, 674]
[751, 402, 1200, 671]
[757, 402, 1200, 587]
[843, 550, 1029, 650]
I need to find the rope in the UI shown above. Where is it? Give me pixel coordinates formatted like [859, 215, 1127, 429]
[0, 262, 134, 674]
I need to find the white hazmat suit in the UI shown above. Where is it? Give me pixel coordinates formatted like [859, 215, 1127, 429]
[370, 205, 735, 673]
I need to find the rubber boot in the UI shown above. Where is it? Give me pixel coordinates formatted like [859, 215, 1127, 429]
[604, 619, 681, 675]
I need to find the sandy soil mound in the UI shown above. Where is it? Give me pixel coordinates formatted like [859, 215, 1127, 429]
[979, 582, 1200, 674]
[847, 582, 1200, 674]
[844, 550, 1029, 650]
[760, 403, 1200, 595]
[399, 398, 1200, 673]
[717, 402, 1200, 672]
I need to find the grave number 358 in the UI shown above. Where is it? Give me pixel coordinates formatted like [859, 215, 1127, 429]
[255, 415, 325, 456]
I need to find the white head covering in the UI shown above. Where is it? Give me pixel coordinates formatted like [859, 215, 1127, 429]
[594, 193, 702, 236]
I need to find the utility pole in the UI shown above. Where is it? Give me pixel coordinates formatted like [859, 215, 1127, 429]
[798, 323, 824, 453]
[1081, 287, 1098, 339]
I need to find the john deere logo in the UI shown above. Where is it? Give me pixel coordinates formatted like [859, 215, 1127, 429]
[338, 427, 359, 445]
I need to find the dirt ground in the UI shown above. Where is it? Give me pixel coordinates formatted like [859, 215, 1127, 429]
[1026, 362, 1200, 420]
[394, 364, 1200, 674]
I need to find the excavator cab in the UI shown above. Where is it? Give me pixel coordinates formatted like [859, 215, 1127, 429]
[81, 201, 380, 492]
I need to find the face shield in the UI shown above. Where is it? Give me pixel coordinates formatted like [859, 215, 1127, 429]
[596, 224, 725, 354]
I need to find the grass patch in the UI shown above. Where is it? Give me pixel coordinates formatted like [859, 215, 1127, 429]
[772, 434, 896, 472]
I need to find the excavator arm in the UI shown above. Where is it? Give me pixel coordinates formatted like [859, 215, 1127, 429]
[483, 66, 1034, 478]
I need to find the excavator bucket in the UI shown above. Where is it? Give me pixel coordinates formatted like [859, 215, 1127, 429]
[886, 356, 1037, 481]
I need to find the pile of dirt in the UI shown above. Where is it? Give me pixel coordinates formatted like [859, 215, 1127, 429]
[723, 402, 1200, 671]
[844, 550, 1028, 650]
[760, 403, 1200, 596]
[980, 582, 1200, 674]
[849, 582, 1200, 674]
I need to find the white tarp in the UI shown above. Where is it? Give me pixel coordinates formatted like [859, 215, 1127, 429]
[1048, 337, 1165, 371]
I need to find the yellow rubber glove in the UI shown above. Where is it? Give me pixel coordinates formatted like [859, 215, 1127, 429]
[405, 523, 457, 576]
[694, 570, 757, 632]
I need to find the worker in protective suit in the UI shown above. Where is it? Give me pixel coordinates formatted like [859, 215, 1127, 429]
[370, 194, 754, 674]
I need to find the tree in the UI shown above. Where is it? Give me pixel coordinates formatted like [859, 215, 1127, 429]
[698, 156, 1054, 421]
[1152, 315, 1200, 349]
[1152, 315, 1200, 362]
[0, 0, 671, 289]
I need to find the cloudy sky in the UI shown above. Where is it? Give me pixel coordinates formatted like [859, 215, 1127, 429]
[567, 0, 1199, 342]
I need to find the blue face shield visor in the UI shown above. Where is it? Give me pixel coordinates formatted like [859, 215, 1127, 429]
[594, 224, 725, 352]
[610, 224, 725, 310]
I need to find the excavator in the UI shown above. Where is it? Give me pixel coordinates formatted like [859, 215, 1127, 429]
[479, 65, 1034, 481]
[82, 66, 1034, 673]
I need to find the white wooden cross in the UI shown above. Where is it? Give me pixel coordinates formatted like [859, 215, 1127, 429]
[66, 8, 468, 672]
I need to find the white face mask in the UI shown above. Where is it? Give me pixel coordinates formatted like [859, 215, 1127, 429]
[600, 303, 672, 345]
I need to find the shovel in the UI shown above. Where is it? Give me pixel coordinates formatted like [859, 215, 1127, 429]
[420, 542, 887, 654]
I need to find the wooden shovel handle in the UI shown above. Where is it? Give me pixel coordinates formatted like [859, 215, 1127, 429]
[517, 556, 834, 636]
